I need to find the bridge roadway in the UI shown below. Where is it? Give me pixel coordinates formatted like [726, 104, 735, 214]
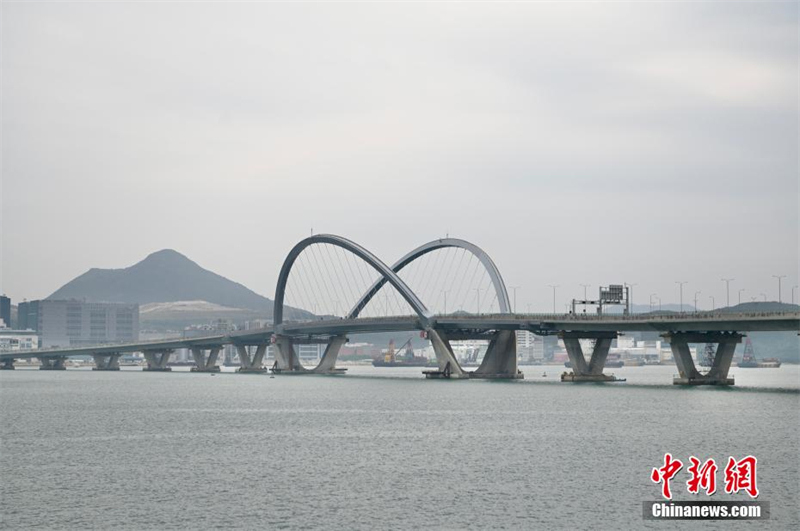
[1, 311, 797, 385]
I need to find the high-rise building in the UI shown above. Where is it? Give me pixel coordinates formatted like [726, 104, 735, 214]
[17, 300, 139, 348]
[0, 295, 10, 328]
[516, 330, 543, 362]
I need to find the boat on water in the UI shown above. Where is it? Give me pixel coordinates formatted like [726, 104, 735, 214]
[623, 358, 645, 367]
[564, 359, 626, 369]
[737, 338, 782, 368]
[372, 338, 432, 368]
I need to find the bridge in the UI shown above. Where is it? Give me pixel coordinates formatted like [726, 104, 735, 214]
[2, 234, 798, 385]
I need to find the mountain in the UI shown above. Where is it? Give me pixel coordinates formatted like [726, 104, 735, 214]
[48, 249, 301, 318]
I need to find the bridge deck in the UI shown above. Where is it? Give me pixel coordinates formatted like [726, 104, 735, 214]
[2, 312, 797, 360]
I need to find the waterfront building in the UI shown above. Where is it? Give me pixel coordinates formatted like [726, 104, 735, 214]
[17, 300, 139, 348]
[0, 329, 39, 351]
[516, 330, 543, 362]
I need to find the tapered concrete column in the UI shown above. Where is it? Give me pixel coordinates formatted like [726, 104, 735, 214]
[39, 357, 67, 370]
[92, 353, 121, 371]
[471, 330, 523, 379]
[142, 350, 173, 371]
[272, 336, 305, 372]
[236, 344, 268, 373]
[190, 347, 221, 372]
[663, 332, 742, 386]
[560, 331, 620, 382]
[312, 335, 348, 374]
[423, 329, 468, 379]
[1, 358, 15, 370]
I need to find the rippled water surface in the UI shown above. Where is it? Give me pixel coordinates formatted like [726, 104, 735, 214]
[2, 365, 798, 530]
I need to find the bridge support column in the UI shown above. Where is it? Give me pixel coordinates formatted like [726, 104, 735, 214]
[311, 335, 348, 374]
[236, 344, 268, 373]
[560, 332, 622, 382]
[271, 336, 306, 373]
[664, 332, 741, 386]
[1, 358, 15, 370]
[92, 353, 121, 371]
[470, 330, 523, 379]
[39, 357, 67, 370]
[142, 350, 173, 371]
[190, 347, 221, 372]
[423, 329, 468, 379]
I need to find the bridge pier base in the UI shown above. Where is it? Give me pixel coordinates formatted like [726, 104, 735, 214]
[39, 357, 67, 370]
[92, 353, 121, 371]
[470, 330, 523, 379]
[271, 336, 304, 373]
[312, 335, 348, 374]
[271, 336, 347, 375]
[236, 344, 268, 373]
[560, 332, 623, 383]
[1, 359, 15, 370]
[664, 332, 741, 386]
[142, 350, 173, 371]
[190, 347, 221, 372]
[423, 329, 469, 379]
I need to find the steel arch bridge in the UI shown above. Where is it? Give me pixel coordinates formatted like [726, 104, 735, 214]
[3, 233, 797, 385]
[271, 234, 519, 379]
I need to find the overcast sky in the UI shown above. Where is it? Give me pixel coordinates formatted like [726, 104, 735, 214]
[2, 1, 798, 313]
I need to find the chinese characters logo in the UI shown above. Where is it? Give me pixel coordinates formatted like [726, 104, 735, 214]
[651, 454, 759, 499]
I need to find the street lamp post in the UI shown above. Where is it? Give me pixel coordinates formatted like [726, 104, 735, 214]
[709, 295, 715, 312]
[649, 293, 657, 313]
[721, 278, 734, 308]
[548, 285, 559, 314]
[693, 290, 702, 313]
[760, 293, 767, 302]
[676, 281, 688, 313]
[579, 284, 590, 300]
[509, 286, 520, 314]
[625, 282, 637, 314]
[738, 288, 745, 305]
[772, 275, 786, 303]
[441, 290, 449, 315]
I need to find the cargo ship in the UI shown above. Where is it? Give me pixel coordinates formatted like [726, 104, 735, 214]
[372, 338, 431, 367]
[737, 338, 781, 368]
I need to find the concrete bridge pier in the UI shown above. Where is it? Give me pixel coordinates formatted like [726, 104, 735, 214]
[664, 332, 742, 386]
[271, 336, 306, 373]
[190, 347, 221, 372]
[271, 335, 347, 375]
[470, 330, 523, 379]
[142, 350, 173, 371]
[39, 357, 67, 370]
[312, 335, 348, 374]
[560, 331, 621, 382]
[236, 344, 268, 373]
[423, 329, 468, 379]
[92, 353, 121, 371]
[1, 359, 15, 370]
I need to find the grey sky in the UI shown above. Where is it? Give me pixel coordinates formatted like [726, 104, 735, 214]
[2, 1, 798, 313]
